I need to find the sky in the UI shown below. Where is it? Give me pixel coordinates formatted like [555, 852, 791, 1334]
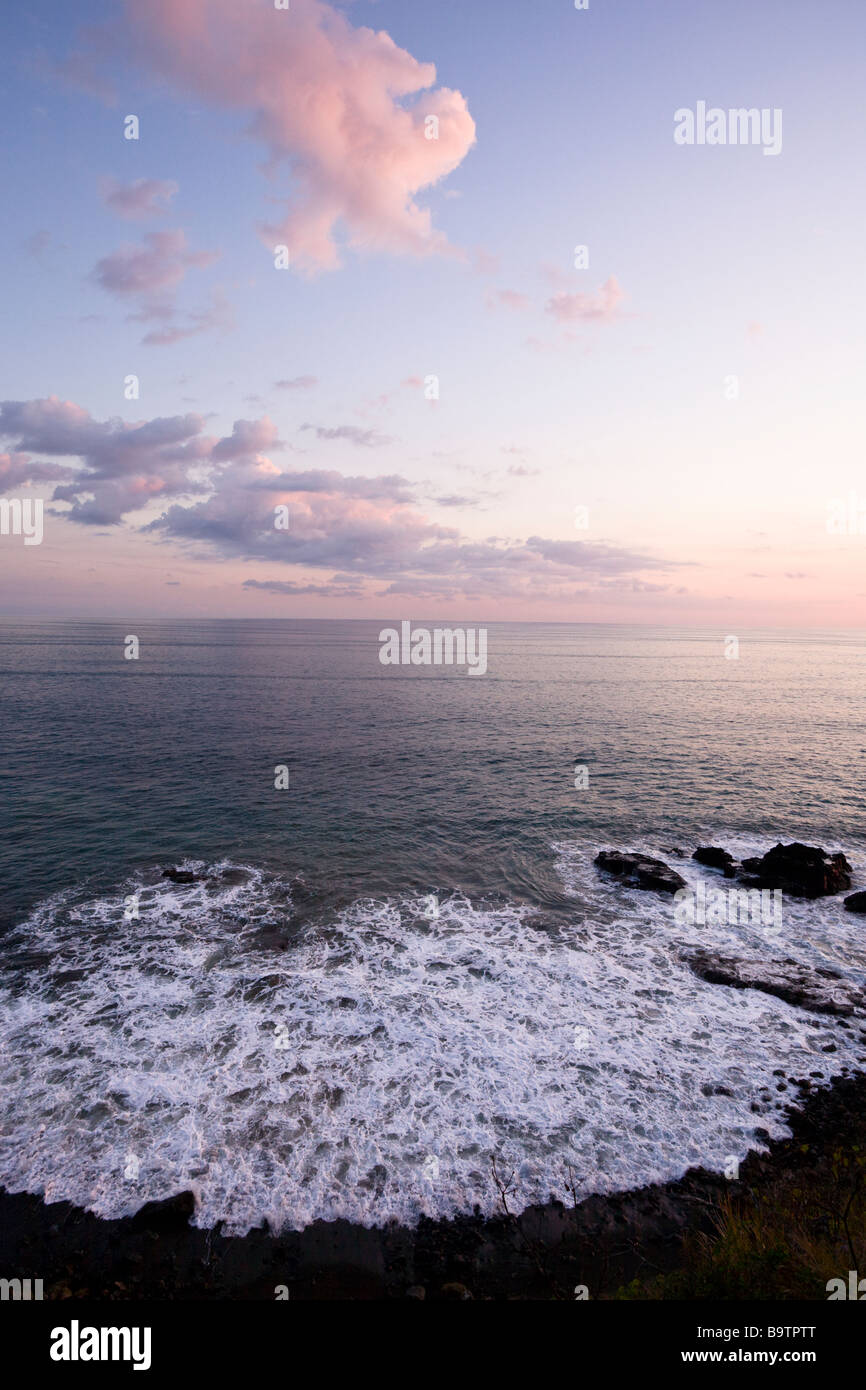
[0, 0, 864, 624]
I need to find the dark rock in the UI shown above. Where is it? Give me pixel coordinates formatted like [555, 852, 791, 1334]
[693, 846, 735, 872]
[440, 1282, 473, 1300]
[162, 869, 200, 885]
[683, 950, 865, 1017]
[594, 851, 686, 895]
[844, 891, 866, 914]
[130, 1191, 196, 1233]
[737, 843, 851, 898]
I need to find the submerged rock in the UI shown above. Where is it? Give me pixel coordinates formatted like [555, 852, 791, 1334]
[130, 1191, 196, 1233]
[683, 950, 865, 1017]
[594, 851, 686, 895]
[737, 843, 851, 898]
[693, 847, 736, 876]
[162, 868, 200, 885]
[844, 891, 866, 914]
[218, 868, 251, 887]
[202, 945, 232, 972]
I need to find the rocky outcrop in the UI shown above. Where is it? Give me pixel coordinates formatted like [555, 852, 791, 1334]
[130, 1191, 196, 1233]
[737, 843, 851, 898]
[844, 892, 866, 914]
[683, 950, 865, 1017]
[693, 847, 736, 876]
[594, 851, 685, 895]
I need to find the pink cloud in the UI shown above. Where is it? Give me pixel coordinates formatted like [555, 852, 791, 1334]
[101, 177, 179, 219]
[356, 375, 426, 417]
[300, 424, 394, 448]
[275, 376, 318, 391]
[0, 452, 73, 488]
[1, 395, 675, 603]
[0, 396, 217, 524]
[211, 417, 283, 462]
[545, 276, 626, 324]
[93, 229, 218, 298]
[111, 0, 476, 273]
[487, 289, 530, 311]
[141, 292, 233, 347]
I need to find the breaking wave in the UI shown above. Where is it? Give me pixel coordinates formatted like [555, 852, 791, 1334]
[1, 846, 864, 1234]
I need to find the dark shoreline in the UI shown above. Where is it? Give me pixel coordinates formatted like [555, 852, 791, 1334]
[2, 1069, 863, 1301]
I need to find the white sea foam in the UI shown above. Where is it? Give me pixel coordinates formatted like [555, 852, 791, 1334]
[0, 847, 864, 1234]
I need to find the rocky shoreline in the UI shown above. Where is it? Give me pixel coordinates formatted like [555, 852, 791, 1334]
[0, 1068, 863, 1301]
[595, 839, 855, 899]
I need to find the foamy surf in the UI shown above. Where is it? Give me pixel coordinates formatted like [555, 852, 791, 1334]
[0, 848, 864, 1236]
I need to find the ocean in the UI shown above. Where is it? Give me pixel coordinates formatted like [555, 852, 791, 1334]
[1, 619, 865, 1234]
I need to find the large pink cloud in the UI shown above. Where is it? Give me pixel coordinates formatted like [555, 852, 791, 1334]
[111, 0, 476, 272]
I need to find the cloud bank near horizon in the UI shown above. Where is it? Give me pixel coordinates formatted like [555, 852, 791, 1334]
[0, 395, 678, 603]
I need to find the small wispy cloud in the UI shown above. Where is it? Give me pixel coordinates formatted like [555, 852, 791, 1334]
[274, 376, 318, 391]
[93, 229, 218, 299]
[101, 177, 179, 220]
[141, 292, 233, 348]
[300, 424, 394, 448]
[545, 276, 626, 324]
[244, 577, 365, 598]
[487, 288, 530, 311]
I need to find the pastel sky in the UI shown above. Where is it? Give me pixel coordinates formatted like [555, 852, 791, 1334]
[1, 0, 865, 623]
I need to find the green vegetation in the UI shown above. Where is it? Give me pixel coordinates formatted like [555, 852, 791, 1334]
[615, 1145, 866, 1300]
